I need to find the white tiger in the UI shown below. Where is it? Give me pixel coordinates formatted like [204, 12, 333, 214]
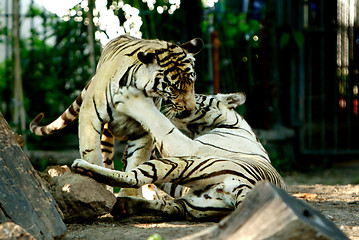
[30, 35, 203, 174]
[72, 87, 286, 220]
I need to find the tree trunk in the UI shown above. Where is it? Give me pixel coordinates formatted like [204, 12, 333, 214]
[0, 112, 66, 239]
[181, 182, 349, 240]
[12, 0, 26, 136]
[87, 0, 96, 75]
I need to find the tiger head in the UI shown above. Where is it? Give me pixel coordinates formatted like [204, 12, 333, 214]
[168, 92, 247, 137]
[137, 38, 203, 112]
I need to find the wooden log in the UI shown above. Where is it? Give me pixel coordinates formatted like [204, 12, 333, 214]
[0, 112, 66, 239]
[181, 181, 349, 240]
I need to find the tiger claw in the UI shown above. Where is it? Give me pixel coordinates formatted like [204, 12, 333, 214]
[111, 197, 130, 220]
[72, 159, 95, 177]
[73, 166, 95, 178]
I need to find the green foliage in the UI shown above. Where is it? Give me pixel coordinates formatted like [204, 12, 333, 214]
[280, 30, 304, 49]
[0, 6, 101, 149]
[147, 233, 162, 240]
[279, 32, 290, 49]
[218, 12, 261, 47]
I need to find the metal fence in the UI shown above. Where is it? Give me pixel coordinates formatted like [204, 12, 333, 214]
[291, 0, 359, 155]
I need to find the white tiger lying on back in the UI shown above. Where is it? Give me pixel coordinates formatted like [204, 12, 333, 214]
[72, 87, 285, 220]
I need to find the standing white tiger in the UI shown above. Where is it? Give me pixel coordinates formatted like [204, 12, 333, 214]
[30, 35, 203, 176]
[72, 87, 286, 220]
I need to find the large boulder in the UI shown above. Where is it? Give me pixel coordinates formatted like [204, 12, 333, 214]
[49, 171, 117, 222]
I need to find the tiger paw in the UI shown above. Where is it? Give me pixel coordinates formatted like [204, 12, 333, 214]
[72, 159, 95, 178]
[110, 197, 140, 220]
[115, 86, 156, 115]
[117, 86, 144, 103]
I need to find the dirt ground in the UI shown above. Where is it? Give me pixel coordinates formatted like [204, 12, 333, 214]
[64, 160, 359, 240]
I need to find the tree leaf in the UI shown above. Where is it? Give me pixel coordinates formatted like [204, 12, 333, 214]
[280, 32, 290, 48]
[293, 30, 304, 48]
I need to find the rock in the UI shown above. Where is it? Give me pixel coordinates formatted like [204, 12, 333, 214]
[0, 222, 36, 240]
[45, 165, 71, 177]
[49, 172, 117, 222]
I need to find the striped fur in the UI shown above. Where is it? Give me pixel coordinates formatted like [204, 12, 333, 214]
[30, 35, 203, 176]
[72, 87, 286, 220]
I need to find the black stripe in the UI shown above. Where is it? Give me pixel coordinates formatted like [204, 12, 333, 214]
[105, 86, 114, 122]
[152, 76, 161, 92]
[125, 144, 146, 159]
[91, 122, 102, 135]
[194, 139, 268, 159]
[180, 169, 257, 186]
[198, 159, 227, 172]
[130, 63, 143, 85]
[93, 97, 103, 122]
[76, 94, 83, 106]
[61, 113, 72, 126]
[216, 114, 240, 128]
[158, 159, 178, 179]
[101, 149, 112, 153]
[118, 41, 141, 53]
[102, 128, 113, 138]
[103, 159, 113, 165]
[106, 41, 140, 61]
[166, 127, 175, 135]
[239, 163, 262, 182]
[68, 105, 78, 116]
[163, 63, 180, 75]
[101, 140, 114, 147]
[183, 158, 213, 179]
[132, 170, 139, 186]
[142, 162, 158, 182]
[125, 46, 143, 56]
[108, 80, 115, 108]
[189, 111, 207, 123]
[138, 168, 155, 181]
[119, 66, 133, 87]
[206, 131, 261, 147]
[170, 184, 177, 197]
[171, 158, 195, 183]
[82, 148, 94, 157]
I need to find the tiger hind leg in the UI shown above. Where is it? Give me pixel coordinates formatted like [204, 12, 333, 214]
[111, 192, 233, 221]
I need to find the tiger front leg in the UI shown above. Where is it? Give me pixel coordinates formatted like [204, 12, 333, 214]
[78, 108, 104, 166]
[72, 159, 140, 188]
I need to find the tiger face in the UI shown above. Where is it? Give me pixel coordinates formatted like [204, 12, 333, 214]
[138, 38, 203, 112]
[168, 93, 247, 137]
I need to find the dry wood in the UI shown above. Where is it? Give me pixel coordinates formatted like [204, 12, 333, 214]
[0, 112, 66, 239]
[180, 181, 349, 240]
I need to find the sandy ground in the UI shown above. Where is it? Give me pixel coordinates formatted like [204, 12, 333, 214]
[65, 160, 359, 240]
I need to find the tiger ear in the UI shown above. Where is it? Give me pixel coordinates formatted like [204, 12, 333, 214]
[137, 52, 156, 64]
[216, 92, 246, 109]
[180, 38, 203, 55]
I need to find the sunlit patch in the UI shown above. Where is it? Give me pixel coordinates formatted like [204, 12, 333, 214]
[62, 183, 71, 193]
